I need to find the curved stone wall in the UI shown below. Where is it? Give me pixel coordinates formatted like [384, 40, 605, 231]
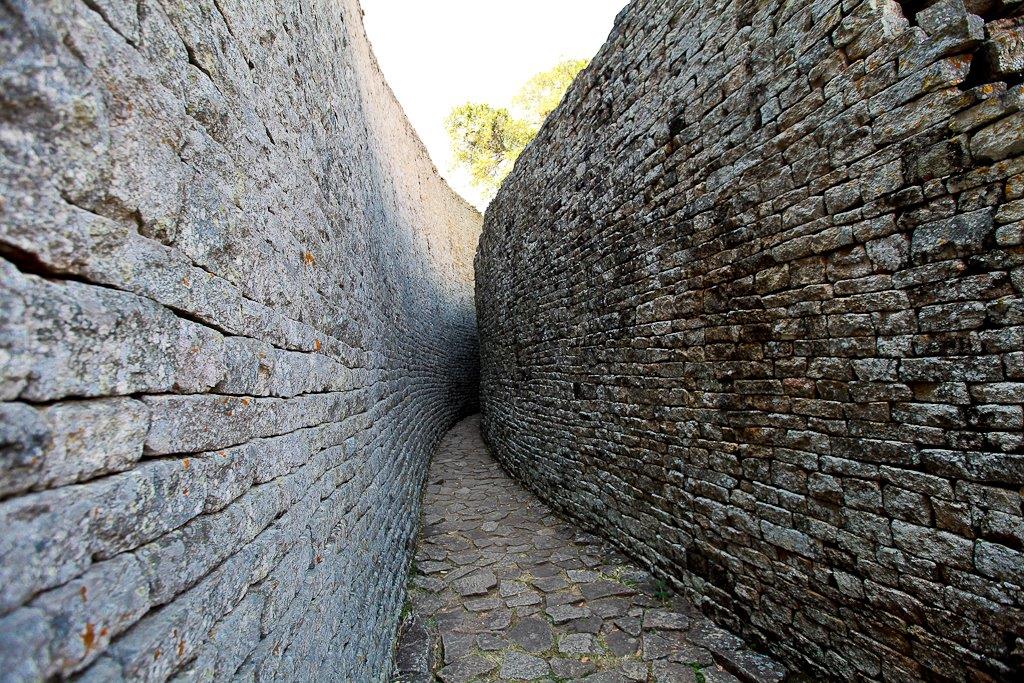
[0, 0, 480, 679]
[477, 0, 1023, 680]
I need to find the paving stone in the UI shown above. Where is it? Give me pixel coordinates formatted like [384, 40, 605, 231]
[584, 671, 629, 682]
[436, 609, 483, 637]
[450, 551, 482, 566]
[508, 616, 553, 653]
[441, 631, 475, 665]
[529, 563, 562, 577]
[606, 628, 640, 657]
[652, 660, 699, 683]
[620, 569, 652, 584]
[581, 580, 635, 601]
[500, 580, 527, 597]
[477, 633, 507, 651]
[505, 591, 542, 607]
[546, 590, 583, 607]
[643, 610, 690, 631]
[643, 631, 690, 661]
[569, 615, 604, 634]
[499, 651, 550, 680]
[689, 621, 746, 656]
[396, 417, 784, 681]
[409, 590, 449, 616]
[567, 569, 602, 583]
[452, 570, 497, 597]
[714, 649, 787, 683]
[437, 655, 495, 683]
[530, 575, 568, 592]
[393, 616, 434, 680]
[546, 603, 593, 624]
[465, 597, 500, 612]
[591, 597, 630, 618]
[552, 657, 597, 678]
[558, 632, 597, 655]
[485, 608, 513, 631]
[669, 644, 715, 667]
[701, 665, 742, 683]
[622, 659, 651, 682]
[615, 616, 642, 637]
[411, 575, 446, 593]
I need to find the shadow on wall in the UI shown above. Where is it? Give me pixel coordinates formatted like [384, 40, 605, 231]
[352, 18, 482, 414]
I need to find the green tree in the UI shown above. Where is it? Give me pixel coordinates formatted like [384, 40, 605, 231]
[512, 58, 589, 127]
[446, 59, 588, 198]
[445, 103, 535, 198]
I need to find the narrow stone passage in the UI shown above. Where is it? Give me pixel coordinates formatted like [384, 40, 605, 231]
[393, 416, 787, 683]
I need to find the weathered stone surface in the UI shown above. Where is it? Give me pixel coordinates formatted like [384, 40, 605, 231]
[0, 260, 226, 401]
[499, 652, 550, 680]
[644, 610, 691, 631]
[986, 16, 1024, 76]
[0, 0, 480, 679]
[558, 632, 597, 655]
[476, 0, 1024, 681]
[0, 398, 149, 499]
[547, 603, 593, 624]
[652, 661, 699, 683]
[452, 570, 498, 597]
[971, 111, 1024, 162]
[553, 657, 598, 678]
[508, 616, 553, 652]
[436, 655, 494, 683]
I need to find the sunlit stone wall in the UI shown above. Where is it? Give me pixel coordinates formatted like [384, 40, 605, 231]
[0, 0, 480, 678]
[477, 0, 1024, 679]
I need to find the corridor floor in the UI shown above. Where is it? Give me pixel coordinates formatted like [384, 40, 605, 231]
[393, 415, 787, 683]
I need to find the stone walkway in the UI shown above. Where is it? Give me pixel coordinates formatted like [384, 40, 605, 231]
[392, 415, 787, 683]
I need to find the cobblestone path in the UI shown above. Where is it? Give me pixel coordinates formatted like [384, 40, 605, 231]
[392, 415, 788, 683]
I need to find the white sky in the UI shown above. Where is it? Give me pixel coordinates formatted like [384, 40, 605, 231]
[361, 0, 627, 209]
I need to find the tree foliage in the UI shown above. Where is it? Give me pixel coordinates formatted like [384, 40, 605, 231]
[445, 103, 535, 199]
[512, 58, 589, 127]
[446, 59, 588, 199]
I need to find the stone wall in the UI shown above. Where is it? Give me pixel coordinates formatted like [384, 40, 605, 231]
[0, 0, 480, 679]
[477, 0, 1023, 680]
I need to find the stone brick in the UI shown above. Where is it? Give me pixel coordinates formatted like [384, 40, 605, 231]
[909, 210, 995, 264]
[0, 260, 226, 402]
[0, 399, 149, 500]
[971, 112, 1024, 163]
[986, 17, 1024, 77]
[975, 540, 1024, 584]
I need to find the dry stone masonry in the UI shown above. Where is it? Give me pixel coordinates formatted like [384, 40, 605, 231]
[0, 0, 480, 679]
[477, 0, 1024, 681]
